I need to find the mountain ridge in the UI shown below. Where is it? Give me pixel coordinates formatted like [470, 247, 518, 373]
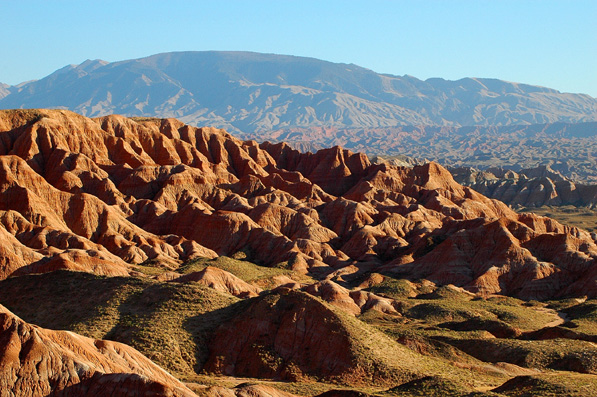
[2, 51, 596, 133]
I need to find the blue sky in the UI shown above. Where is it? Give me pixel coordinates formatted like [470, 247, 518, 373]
[1, 0, 596, 97]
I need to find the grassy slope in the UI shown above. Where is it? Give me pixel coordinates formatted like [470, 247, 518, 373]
[1, 269, 596, 396]
[0, 270, 239, 376]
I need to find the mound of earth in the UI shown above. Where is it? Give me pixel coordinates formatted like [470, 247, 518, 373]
[492, 374, 597, 397]
[203, 289, 460, 386]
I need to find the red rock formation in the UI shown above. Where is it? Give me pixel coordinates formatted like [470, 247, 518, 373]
[0, 109, 596, 300]
[304, 280, 399, 316]
[0, 304, 196, 396]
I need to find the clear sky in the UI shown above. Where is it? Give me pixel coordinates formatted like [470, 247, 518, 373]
[1, 0, 596, 97]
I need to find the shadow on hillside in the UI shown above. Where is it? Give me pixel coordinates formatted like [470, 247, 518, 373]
[182, 297, 253, 373]
[43, 373, 178, 396]
[0, 270, 139, 331]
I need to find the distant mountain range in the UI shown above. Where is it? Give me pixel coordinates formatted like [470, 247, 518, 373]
[0, 83, 10, 100]
[1, 51, 597, 133]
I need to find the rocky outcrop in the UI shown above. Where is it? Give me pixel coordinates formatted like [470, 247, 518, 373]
[0, 304, 196, 396]
[0, 109, 596, 300]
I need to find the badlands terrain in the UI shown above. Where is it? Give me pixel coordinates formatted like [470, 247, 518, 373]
[444, 166, 597, 234]
[0, 109, 596, 396]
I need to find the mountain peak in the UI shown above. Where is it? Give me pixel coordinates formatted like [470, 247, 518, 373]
[78, 58, 109, 70]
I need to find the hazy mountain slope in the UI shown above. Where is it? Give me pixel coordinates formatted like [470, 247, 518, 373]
[267, 122, 597, 183]
[0, 83, 10, 100]
[2, 51, 596, 133]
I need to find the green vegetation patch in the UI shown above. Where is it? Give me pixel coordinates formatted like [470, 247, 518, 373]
[0, 270, 239, 376]
[436, 337, 597, 374]
[366, 278, 417, 299]
[179, 256, 298, 285]
[383, 375, 493, 397]
[402, 297, 556, 332]
[493, 373, 597, 397]
[560, 299, 597, 336]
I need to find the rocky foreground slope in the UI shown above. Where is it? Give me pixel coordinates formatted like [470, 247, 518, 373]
[0, 304, 196, 396]
[1, 109, 597, 396]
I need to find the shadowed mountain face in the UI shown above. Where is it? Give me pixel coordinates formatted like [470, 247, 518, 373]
[1, 51, 597, 133]
[0, 109, 596, 301]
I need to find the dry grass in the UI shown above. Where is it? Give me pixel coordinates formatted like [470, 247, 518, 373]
[394, 296, 558, 332]
[0, 270, 239, 376]
[493, 373, 597, 396]
[519, 205, 597, 233]
[366, 278, 418, 299]
[559, 299, 597, 336]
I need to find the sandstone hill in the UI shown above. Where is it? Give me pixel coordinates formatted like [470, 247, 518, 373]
[1, 52, 596, 133]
